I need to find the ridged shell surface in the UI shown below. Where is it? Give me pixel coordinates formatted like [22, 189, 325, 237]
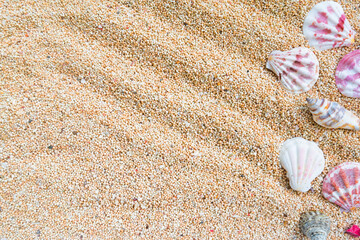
[266, 47, 319, 93]
[335, 50, 360, 98]
[322, 162, 360, 212]
[279, 137, 325, 192]
[300, 211, 331, 240]
[303, 1, 356, 50]
[306, 98, 360, 130]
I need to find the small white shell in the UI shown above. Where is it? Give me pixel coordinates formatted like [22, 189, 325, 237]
[307, 98, 360, 130]
[279, 137, 325, 192]
[303, 1, 356, 50]
[266, 47, 319, 93]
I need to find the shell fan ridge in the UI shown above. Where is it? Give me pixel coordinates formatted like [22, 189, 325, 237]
[303, 1, 356, 50]
[279, 137, 325, 193]
[266, 47, 319, 93]
[336, 50, 360, 98]
[322, 162, 360, 212]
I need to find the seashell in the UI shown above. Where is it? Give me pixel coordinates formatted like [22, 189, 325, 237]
[335, 50, 360, 98]
[266, 47, 319, 93]
[306, 98, 360, 130]
[300, 211, 331, 240]
[346, 225, 360, 237]
[279, 137, 325, 192]
[322, 162, 360, 212]
[303, 1, 356, 51]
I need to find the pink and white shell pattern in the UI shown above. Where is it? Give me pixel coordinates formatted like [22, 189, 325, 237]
[266, 47, 319, 93]
[303, 1, 356, 50]
[322, 162, 360, 212]
[336, 50, 360, 98]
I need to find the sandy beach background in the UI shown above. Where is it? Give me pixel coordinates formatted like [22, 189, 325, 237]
[1, 0, 360, 239]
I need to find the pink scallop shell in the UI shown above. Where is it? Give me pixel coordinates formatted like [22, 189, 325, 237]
[335, 50, 360, 98]
[266, 47, 319, 93]
[322, 162, 360, 212]
[303, 1, 356, 50]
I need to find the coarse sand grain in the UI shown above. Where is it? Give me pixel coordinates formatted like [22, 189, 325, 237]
[1, 0, 360, 239]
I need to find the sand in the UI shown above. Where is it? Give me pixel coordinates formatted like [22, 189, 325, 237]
[1, 0, 360, 239]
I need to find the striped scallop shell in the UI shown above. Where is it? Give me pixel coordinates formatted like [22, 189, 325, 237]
[266, 47, 319, 93]
[322, 162, 360, 212]
[303, 1, 356, 51]
[279, 138, 325, 192]
[335, 50, 360, 98]
[300, 211, 331, 240]
[307, 98, 360, 130]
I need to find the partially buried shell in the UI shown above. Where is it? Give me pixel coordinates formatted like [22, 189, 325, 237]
[335, 50, 360, 98]
[306, 98, 360, 130]
[303, 1, 356, 50]
[266, 47, 319, 93]
[279, 137, 325, 192]
[322, 162, 360, 212]
[300, 211, 331, 240]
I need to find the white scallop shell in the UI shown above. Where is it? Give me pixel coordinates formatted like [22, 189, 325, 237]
[303, 1, 356, 50]
[266, 47, 319, 93]
[279, 137, 325, 192]
[307, 98, 360, 130]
